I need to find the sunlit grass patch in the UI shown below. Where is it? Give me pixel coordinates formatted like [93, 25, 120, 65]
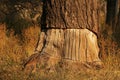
[0, 24, 120, 80]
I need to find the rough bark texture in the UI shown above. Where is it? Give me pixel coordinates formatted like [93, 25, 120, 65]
[24, 0, 102, 71]
[41, 0, 100, 34]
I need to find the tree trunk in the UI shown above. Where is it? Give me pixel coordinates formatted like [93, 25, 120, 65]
[106, 0, 119, 26]
[41, 0, 100, 33]
[24, 0, 102, 72]
[106, 0, 120, 45]
[114, 7, 120, 45]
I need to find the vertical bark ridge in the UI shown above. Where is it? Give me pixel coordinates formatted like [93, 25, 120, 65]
[64, 29, 69, 59]
[78, 30, 81, 61]
[80, 30, 86, 62]
[74, 30, 77, 61]
[69, 30, 72, 60]
[72, 29, 76, 60]
[85, 0, 91, 29]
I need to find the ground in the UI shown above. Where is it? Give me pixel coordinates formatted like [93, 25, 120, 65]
[0, 24, 120, 80]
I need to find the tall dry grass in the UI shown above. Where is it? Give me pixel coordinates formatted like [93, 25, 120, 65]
[0, 24, 40, 80]
[0, 24, 120, 80]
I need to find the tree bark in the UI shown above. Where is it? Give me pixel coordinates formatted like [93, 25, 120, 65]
[106, 0, 120, 45]
[114, 7, 120, 45]
[106, 0, 119, 26]
[24, 0, 102, 72]
[41, 0, 100, 34]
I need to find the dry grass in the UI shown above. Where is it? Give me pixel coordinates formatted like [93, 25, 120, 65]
[0, 24, 120, 80]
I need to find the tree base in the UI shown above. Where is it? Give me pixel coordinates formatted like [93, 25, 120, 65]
[24, 29, 103, 72]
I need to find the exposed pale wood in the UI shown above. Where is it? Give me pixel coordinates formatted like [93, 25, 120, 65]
[34, 29, 101, 62]
[24, 0, 103, 71]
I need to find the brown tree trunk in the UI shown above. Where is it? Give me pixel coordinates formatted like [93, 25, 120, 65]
[114, 8, 120, 45]
[106, 0, 120, 45]
[41, 0, 100, 33]
[24, 0, 102, 72]
[106, 0, 119, 26]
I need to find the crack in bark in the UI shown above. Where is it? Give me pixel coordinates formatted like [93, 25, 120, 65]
[85, 0, 91, 30]
[59, 0, 67, 28]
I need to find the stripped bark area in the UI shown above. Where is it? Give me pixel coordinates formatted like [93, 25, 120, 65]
[24, 29, 102, 72]
[64, 29, 100, 62]
[24, 0, 103, 72]
[35, 29, 100, 62]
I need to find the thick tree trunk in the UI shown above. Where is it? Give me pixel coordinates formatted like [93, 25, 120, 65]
[106, 0, 120, 45]
[41, 0, 100, 33]
[114, 8, 120, 45]
[106, 0, 119, 26]
[24, 0, 102, 72]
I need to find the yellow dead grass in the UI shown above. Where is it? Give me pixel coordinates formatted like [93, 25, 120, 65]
[0, 24, 120, 80]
